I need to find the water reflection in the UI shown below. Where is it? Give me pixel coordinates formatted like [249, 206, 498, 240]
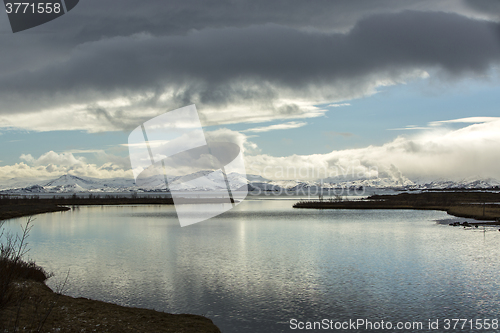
[4, 201, 500, 332]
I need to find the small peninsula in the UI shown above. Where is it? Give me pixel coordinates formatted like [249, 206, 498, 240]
[294, 191, 500, 223]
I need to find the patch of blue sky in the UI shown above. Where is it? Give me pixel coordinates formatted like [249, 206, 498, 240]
[1, 74, 498, 165]
[0, 129, 129, 166]
[220, 75, 500, 157]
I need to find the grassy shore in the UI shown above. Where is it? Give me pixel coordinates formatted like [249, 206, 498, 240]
[1, 280, 221, 332]
[293, 191, 500, 223]
[0, 197, 227, 331]
[0, 195, 236, 221]
[0, 196, 174, 221]
[0, 218, 222, 332]
[0, 203, 70, 221]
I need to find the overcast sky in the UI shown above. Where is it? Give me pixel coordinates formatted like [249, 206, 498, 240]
[0, 0, 499, 182]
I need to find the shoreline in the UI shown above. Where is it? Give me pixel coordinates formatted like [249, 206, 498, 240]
[0, 204, 71, 221]
[1, 279, 221, 332]
[0, 196, 237, 221]
[0, 198, 223, 332]
[3, 191, 500, 223]
[293, 191, 500, 223]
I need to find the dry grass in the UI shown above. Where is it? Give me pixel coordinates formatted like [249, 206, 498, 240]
[447, 204, 500, 221]
[0, 218, 221, 332]
[294, 191, 500, 222]
[0, 204, 70, 222]
[1, 280, 221, 333]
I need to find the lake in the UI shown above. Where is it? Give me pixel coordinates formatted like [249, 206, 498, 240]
[3, 200, 500, 332]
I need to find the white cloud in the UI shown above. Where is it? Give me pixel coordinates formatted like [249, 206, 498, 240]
[0, 151, 132, 180]
[3, 121, 500, 182]
[246, 119, 500, 181]
[205, 128, 258, 154]
[390, 117, 500, 131]
[65, 149, 107, 154]
[328, 103, 351, 108]
[243, 121, 307, 133]
[0, 129, 256, 180]
[388, 125, 433, 131]
[429, 117, 500, 126]
[20, 151, 86, 167]
[0, 162, 132, 180]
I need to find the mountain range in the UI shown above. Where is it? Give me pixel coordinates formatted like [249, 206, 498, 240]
[1, 173, 499, 194]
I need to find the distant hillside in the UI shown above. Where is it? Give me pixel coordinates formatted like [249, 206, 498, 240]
[1, 172, 499, 194]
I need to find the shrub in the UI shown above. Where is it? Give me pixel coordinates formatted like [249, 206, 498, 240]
[0, 218, 51, 310]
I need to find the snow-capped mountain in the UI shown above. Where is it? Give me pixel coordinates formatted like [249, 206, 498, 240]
[0, 172, 257, 194]
[413, 177, 500, 190]
[42, 174, 136, 192]
[0, 174, 136, 193]
[0, 172, 499, 194]
[0, 177, 54, 191]
[168, 170, 247, 191]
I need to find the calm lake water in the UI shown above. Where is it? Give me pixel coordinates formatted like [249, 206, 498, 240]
[4, 200, 500, 332]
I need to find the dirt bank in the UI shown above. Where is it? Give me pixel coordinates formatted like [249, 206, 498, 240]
[1, 280, 221, 332]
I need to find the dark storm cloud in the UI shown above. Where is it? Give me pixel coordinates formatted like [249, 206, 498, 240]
[464, 0, 500, 20]
[0, 2, 499, 131]
[0, 0, 451, 77]
[2, 11, 499, 104]
[0, 0, 448, 38]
